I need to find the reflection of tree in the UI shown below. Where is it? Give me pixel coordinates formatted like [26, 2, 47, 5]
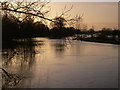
[2, 42, 35, 72]
[2, 40, 44, 87]
[52, 40, 66, 55]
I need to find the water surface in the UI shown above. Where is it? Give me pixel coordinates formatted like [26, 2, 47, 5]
[2, 38, 118, 88]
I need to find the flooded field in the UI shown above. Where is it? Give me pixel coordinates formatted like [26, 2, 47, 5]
[1, 38, 118, 88]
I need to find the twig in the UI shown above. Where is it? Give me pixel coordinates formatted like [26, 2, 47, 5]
[0, 68, 10, 78]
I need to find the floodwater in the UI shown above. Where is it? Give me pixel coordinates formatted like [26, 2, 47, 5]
[2, 38, 119, 88]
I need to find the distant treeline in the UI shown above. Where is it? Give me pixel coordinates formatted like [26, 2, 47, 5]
[2, 14, 80, 40]
[2, 14, 120, 43]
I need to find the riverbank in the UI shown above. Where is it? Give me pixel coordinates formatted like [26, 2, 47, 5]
[73, 37, 120, 45]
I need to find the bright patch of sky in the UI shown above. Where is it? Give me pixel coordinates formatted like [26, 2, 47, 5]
[51, 0, 119, 2]
[48, 2, 118, 30]
[2, 0, 120, 2]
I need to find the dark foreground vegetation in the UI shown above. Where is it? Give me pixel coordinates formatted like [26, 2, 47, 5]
[2, 13, 120, 45]
[1, 1, 120, 45]
[2, 14, 79, 39]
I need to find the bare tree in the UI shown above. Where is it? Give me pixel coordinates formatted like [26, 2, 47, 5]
[0, 0, 53, 22]
[50, 5, 73, 29]
[68, 14, 83, 30]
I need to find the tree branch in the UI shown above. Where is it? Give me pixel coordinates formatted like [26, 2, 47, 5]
[1, 7, 54, 22]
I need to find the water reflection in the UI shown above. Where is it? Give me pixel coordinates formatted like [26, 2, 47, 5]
[2, 39, 44, 87]
[2, 38, 118, 88]
[52, 40, 66, 54]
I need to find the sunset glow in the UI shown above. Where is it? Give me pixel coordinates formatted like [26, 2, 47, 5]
[48, 2, 118, 30]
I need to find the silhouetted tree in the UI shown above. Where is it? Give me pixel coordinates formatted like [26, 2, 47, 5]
[51, 17, 66, 29]
[89, 26, 95, 38]
[2, 14, 20, 40]
[1, 0, 52, 39]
